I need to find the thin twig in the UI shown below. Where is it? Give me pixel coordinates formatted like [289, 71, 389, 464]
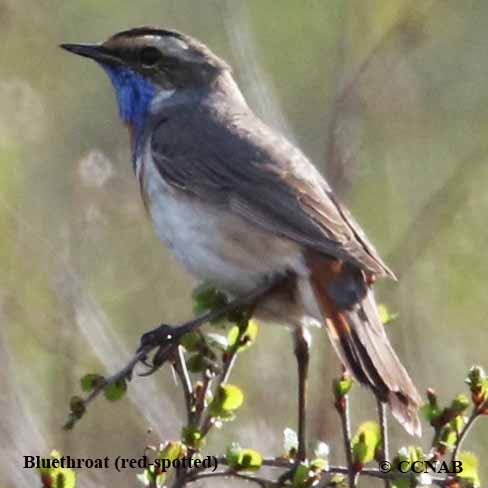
[200, 341, 240, 436]
[199, 311, 255, 436]
[194, 369, 213, 425]
[68, 277, 284, 423]
[189, 458, 450, 486]
[451, 406, 481, 463]
[337, 393, 357, 487]
[187, 470, 279, 487]
[221, 352, 238, 385]
[173, 346, 194, 426]
[83, 350, 147, 407]
[376, 398, 391, 488]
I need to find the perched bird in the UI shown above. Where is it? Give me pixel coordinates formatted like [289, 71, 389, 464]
[61, 27, 421, 443]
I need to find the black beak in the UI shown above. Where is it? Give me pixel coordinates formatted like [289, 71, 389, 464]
[60, 43, 120, 64]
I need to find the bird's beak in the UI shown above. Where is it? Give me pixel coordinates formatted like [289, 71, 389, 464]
[60, 43, 121, 65]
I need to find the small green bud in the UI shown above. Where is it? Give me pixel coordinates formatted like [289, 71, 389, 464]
[209, 384, 244, 418]
[465, 366, 486, 390]
[351, 422, 381, 466]
[226, 444, 262, 472]
[333, 373, 353, 398]
[181, 426, 204, 449]
[80, 374, 105, 392]
[451, 394, 470, 414]
[104, 379, 127, 402]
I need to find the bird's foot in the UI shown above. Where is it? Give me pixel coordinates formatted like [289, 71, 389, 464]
[138, 323, 179, 351]
[137, 324, 184, 376]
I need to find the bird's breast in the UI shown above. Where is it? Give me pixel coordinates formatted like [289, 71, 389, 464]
[136, 146, 309, 296]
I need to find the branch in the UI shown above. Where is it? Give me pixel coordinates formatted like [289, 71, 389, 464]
[65, 277, 284, 427]
[336, 391, 357, 487]
[199, 313, 251, 436]
[376, 398, 391, 488]
[451, 404, 483, 463]
[187, 470, 279, 487]
[172, 346, 194, 426]
[190, 457, 451, 487]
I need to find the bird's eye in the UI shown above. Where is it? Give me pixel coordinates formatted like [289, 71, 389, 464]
[140, 47, 161, 68]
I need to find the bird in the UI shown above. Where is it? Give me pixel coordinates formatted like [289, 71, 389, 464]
[61, 27, 422, 446]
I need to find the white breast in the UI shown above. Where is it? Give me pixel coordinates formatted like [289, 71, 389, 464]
[137, 144, 309, 295]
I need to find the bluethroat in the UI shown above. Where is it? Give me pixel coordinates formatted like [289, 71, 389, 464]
[61, 27, 421, 442]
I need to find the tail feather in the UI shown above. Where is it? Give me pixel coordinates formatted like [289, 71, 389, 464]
[306, 252, 422, 436]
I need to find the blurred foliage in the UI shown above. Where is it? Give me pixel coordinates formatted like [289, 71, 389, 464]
[2, 0, 488, 487]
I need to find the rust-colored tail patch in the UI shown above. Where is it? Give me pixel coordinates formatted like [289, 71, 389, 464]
[306, 251, 421, 436]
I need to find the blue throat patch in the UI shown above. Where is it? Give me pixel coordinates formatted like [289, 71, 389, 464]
[101, 64, 156, 169]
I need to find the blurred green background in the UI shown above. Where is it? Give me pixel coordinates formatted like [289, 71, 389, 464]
[1, 0, 488, 486]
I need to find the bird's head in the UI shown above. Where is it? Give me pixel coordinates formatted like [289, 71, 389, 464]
[61, 27, 230, 132]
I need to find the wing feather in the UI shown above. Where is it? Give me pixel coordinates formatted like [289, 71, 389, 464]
[149, 104, 394, 277]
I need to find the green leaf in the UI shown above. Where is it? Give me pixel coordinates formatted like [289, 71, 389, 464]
[351, 422, 381, 465]
[439, 426, 457, 450]
[181, 426, 204, 449]
[465, 366, 486, 390]
[458, 452, 480, 487]
[186, 354, 216, 374]
[53, 469, 76, 488]
[104, 379, 127, 402]
[220, 384, 244, 410]
[392, 446, 426, 487]
[292, 462, 313, 488]
[209, 384, 244, 417]
[192, 283, 228, 314]
[159, 441, 185, 463]
[226, 443, 242, 467]
[420, 403, 440, 423]
[236, 449, 262, 472]
[451, 414, 465, 433]
[333, 375, 353, 398]
[70, 396, 85, 417]
[378, 304, 399, 325]
[137, 466, 165, 487]
[37, 451, 76, 488]
[227, 319, 259, 352]
[80, 373, 105, 392]
[450, 394, 470, 415]
[227, 446, 262, 472]
[63, 396, 86, 429]
[180, 332, 203, 352]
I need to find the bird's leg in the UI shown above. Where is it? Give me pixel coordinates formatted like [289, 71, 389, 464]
[278, 326, 311, 484]
[294, 325, 311, 462]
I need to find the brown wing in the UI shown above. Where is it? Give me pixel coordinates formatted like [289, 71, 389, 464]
[150, 104, 394, 278]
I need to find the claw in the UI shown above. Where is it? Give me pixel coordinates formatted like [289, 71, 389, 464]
[137, 340, 179, 377]
[140, 357, 153, 368]
[138, 324, 176, 352]
[152, 344, 176, 368]
[136, 323, 185, 375]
